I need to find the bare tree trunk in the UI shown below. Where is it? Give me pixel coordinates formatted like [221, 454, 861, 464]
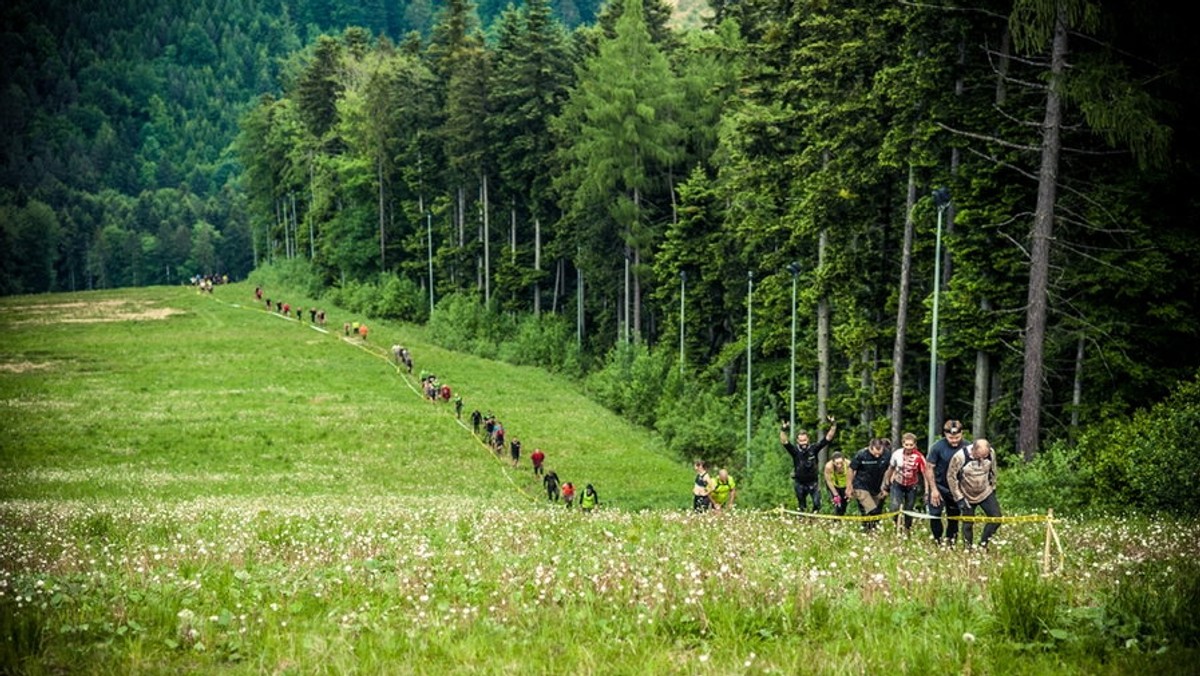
[1070, 334, 1084, 437]
[1019, 6, 1067, 462]
[623, 252, 630, 344]
[817, 227, 831, 468]
[861, 346, 875, 429]
[307, 157, 315, 260]
[995, 26, 1011, 106]
[534, 218, 542, 317]
[890, 166, 918, 443]
[482, 173, 491, 307]
[577, 263, 584, 347]
[632, 187, 642, 341]
[378, 155, 386, 270]
[973, 298, 992, 437]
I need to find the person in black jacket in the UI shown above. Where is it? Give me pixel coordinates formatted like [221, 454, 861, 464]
[780, 416, 838, 513]
[846, 438, 891, 531]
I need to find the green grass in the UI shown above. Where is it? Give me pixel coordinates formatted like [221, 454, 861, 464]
[0, 285, 687, 508]
[2, 285, 1199, 674]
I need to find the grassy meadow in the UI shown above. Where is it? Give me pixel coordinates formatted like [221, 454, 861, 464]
[2, 285, 1198, 674]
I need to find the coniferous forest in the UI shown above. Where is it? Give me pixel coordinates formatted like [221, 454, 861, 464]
[3, 0, 1199, 500]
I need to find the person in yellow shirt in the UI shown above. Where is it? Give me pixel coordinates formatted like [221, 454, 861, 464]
[824, 451, 849, 516]
[710, 468, 737, 510]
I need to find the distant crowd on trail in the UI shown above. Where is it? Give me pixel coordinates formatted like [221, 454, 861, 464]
[467, 405, 599, 512]
[193, 274, 229, 292]
[254, 285, 329, 327]
[250, 284, 600, 512]
[766, 415, 1002, 547]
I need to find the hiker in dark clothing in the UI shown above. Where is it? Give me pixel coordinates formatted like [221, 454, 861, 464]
[779, 416, 838, 512]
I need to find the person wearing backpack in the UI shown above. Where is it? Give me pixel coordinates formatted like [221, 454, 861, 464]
[780, 416, 838, 513]
[927, 420, 970, 545]
[947, 438, 1002, 548]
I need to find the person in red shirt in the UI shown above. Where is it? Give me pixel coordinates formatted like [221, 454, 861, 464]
[561, 482, 575, 508]
[530, 448, 545, 476]
[884, 432, 939, 534]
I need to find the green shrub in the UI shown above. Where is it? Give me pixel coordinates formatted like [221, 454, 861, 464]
[1081, 370, 1200, 514]
[655, 376, 742, 469]
[373, 273, 425, 322]
[1002, 440, 1091, 515]
[584, 342, 669, 427]
[498, 313, 577, 374]
[428, 292, 502, 356]
[246, 259, 323, 298]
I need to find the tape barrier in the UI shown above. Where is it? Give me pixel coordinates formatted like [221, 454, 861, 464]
[779, 507, 904, 522]
[779, 506, 1055, 524]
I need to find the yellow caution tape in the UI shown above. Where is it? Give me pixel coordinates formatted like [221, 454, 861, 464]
[779, 506, 1056, 524]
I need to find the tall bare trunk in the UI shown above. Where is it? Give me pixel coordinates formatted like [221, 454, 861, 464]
[973, 298, 992, 437]
[861, 346, 875, 429]
[378, 155, 386, 269]
[482, 173, 491, 307]
[632, 187, 642, 341]
[1019, 6, 1067, 461]
[816, 228, 831, 467]
[1070, 334, 1084, 436]
[890, 166, 918, 443]
[971, 32, 995, 438]
[534, 218, 542, 316]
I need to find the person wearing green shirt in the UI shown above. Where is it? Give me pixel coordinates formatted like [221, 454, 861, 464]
[710, 468, 737, 510]
[824, 451, 850, 516]
[580, 484, 600, 513]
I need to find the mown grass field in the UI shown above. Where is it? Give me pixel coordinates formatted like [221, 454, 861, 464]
[2, 285, 1198, 674]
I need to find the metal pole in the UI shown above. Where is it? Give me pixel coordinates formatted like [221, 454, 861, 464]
[746, 270, 753, 469]
[787, 262, 801, 434]
[927, 190, 950, 449]
[427, 211, 434, 317]
[679, 270, 686, 374]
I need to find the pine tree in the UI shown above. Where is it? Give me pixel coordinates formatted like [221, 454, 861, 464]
[555, 0, 683, 344]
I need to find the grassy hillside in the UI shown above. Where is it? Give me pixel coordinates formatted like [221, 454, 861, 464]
[0, 284, 690, 510]
[2, 287, 1199, 673]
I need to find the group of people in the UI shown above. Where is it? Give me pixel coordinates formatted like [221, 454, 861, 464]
[248, 286, 1000, 539]
[392, 345, 414, 374]
[249, 284, 604, 511]
[690, 459, 738, 512]
[464, 409, 600, 511]
[780, 416, 1002, 547]
[255, 286, 328, 327]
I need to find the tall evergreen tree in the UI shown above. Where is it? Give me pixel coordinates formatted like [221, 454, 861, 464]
[555, 0, 683, 344]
